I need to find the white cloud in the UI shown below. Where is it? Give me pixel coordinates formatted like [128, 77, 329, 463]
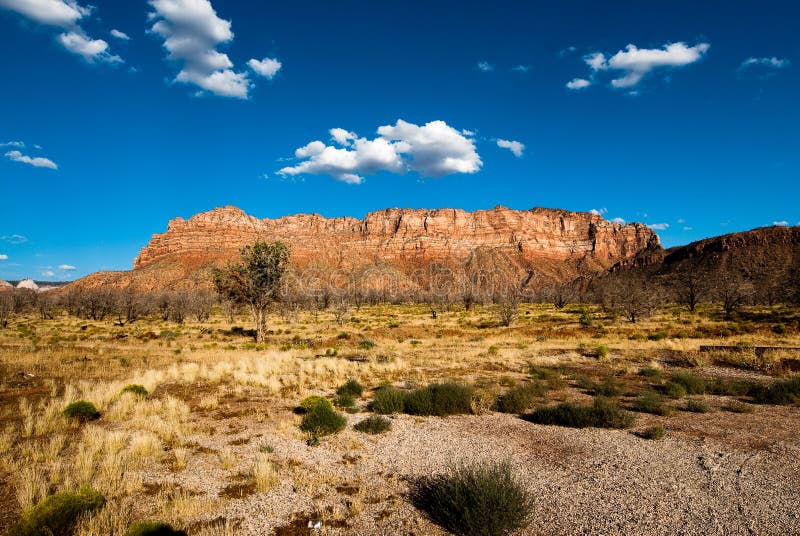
[512, 65, 530, 73]
[148, 0, 251, 99]
[5, 150, 57, 169]
[589, 208, 607, 216]
[566, 77, 590, 90]
[496, 139, 525, 157]
[279, 119, 481, 184]
[677, 218, 685, 224]
[58, 264, 76, 270]
[0, 254, 8, 260]
[647, 223, 670, 230]
[476, 61, 494, 72]
[58, 31, 121, 63]
[0, 141, 25, 148]
[773, 221, 789, 227]
[247, 57, 281, 79]
[580, 42, 709, 88]
[41, 270, 55, 277]
[0, 0, 122, 63]
[110, 29, 130, 40]
[559, 46, 577, 57]
[1, 234, 28, 244]
[683, 226, 693, 231]
[740, 57, 790, 70]
[611, 217, 626, 224]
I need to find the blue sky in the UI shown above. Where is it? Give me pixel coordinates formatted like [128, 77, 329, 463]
[1, 0, 798, 281]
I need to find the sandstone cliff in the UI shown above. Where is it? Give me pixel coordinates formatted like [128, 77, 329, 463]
[75, 205, 661, 292]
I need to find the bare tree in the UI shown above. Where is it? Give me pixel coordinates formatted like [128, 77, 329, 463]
[713, 272, 753, 320]
[333, 299, 350, 326]
[495, 289, 521, 327]
[671, 268, 706, 312]
[0, 293, 13, 328]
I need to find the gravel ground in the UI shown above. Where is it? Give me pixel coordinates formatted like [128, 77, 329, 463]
[141, 400, 800, 536]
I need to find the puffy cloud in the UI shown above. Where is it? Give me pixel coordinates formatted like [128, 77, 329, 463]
[110, 29, 130, 40]
[773, 221, 789, 227]
[589, 208, 607, 216]
[566, 77, 590, 90]
[476, 61, 494, 72]
[279, 119, 481, 184]
[0, 0, 122, 63]
[148, 0, 251, 98]
[0, 254, 8, 260]
[5, 150, 57, 169]
[0, 0, 89, 27]
[247, 57, 281, 79]
[647, 223, 670, 230]
[41, 270, 55, 277]
[611, 217, 626, 224]
[739, 57, 790, 71]
[0, 141, 25, 147]
[512, 65, 530, 73]
[496, 139, 525, 157]
[58, 264, 76, 270]
[577, 42, 709, 89]
[683, 226, 693, 231]
[58, 31, 121, 63]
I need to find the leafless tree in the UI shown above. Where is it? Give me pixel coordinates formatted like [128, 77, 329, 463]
[0, 293, 13, 328]
[712, 272, 753, 320]
[333, 299, 350, 326]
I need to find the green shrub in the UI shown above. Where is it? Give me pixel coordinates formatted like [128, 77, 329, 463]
[404, 383, 474, 417]
[358, 339, 376, 350]
[772, 324, 787, 335]
[299, 404, 346, 437]
[633, 393, 671, 416]
[595, 345, 610, 359]
[526, 397, 634, 429]
[336, 379, 364, 397]
[578, 308, 593, 328]
[593, 376, 624, 397]
[494, 384, 542, 414]
[530, 366, 565, 390]
[354, 415, 392, 434]
[62, 401, 101, 422]
[684, 399, 710, 413]
[725, 400, 754, 413]
[299, 395, 333, 413]
[125, 521, 187, 536]
[334, 393, 356, 408]
[707, 379, 753, 397]
[638, 367, 662, 380]
[371, 386, 406, 414]
[121, 384, 148, 397]
[410, 460, 533, 536]
[639, 425, 665, 440]
[665, 382, 687, 399]
[748, 377, 800, 405]
[5, 488, 105, 536]
[648, 331, 668, 341]
[670, 372, 707, 395]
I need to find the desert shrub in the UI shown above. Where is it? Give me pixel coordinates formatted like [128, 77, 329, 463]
[404, 382, 474, 417]
[593, 376, 624, 397]
[665, 382, 687, 399]
[530, 366, 565, 390]
[334, 393, 356, 408]
[526, 397, 634, 429]
[299, 395, 333, 413]
[648, 331, 668, 341]
[299, 404, 346, 437]
[748, 377, 800, 405]
[578, 308, 593, 328]
[5, 488, 105, 536]
[772, 324, 787, 335]
[639, 425, 666, 440]
[684, 399, 710, 413]
[371, 386, 406, 414]
[494, 384, 542, 414]
[125, 521, 187, 536]
[638, 367, 662, 380]
[336, 379, 364, 397]
[633, 393, 671, 416]
[595, 345, 610, 359]
[358, 339, 375, 350]
[670, 372, 707, 395]
[121, 384, 148, 397]
[354, 415, 392, 434]
[62, 401, 100, 422]
[707, 379, 753, 397]
[725, 400, 754, 413]
[410, 460, 533, 536]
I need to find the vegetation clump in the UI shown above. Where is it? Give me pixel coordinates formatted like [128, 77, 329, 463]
[592, 376, 624, 397]
[5, 488, 105, 536]
[748, 377, 800, 405]
[299, 395, 333, 413]
[669, 372, 707, 395]
[526, 397, 634, 429]
[125, 521, 187, 536]
[299, 403, 347, 437]
[684, 399, 711, 413]
[121, 384, 148, 397]
[494, 384, 543, 414]
[403, 382, 474, 417]
[410, 460, 533, 536]
[336, 379, 364, 397]
[632, 392, 671, 416]
[62, 401, 101, 422]
[334, 393, 356, 408]
[371, 386, 406, 414]
[725, 400, 754, 413]
[354, 415, 392, 434]
[638, 425, 666, 440]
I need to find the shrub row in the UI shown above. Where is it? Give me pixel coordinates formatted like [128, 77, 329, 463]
[525, 397, 634, 429]
[372, 382, 474, 417]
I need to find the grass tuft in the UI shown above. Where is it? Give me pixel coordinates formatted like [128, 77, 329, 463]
[125, 521, 187, 536]
[354, 415, 392, 434]
[525, 397, 634, 429]
[371, 386, 406, 414]
[632, 392, 671, 416]
[5, 488, 105, 536]
[336, 379, 364, 397]
[494, 383, 544, 414]
[62, 401, 101, 422]
[299, 403, 347, 437]
[121, 384, 149, 397]
[403, 382, 474, 417]
[638, 425, 666, 440]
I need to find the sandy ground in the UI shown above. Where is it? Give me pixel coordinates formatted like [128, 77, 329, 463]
[124, 389, 800, 536]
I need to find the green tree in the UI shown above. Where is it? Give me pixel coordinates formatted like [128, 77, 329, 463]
[213, 241, 291, 342]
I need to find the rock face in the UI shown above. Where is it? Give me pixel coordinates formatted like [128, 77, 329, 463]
[76, 205, 661, 292]
[16, 279, 39, 291]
